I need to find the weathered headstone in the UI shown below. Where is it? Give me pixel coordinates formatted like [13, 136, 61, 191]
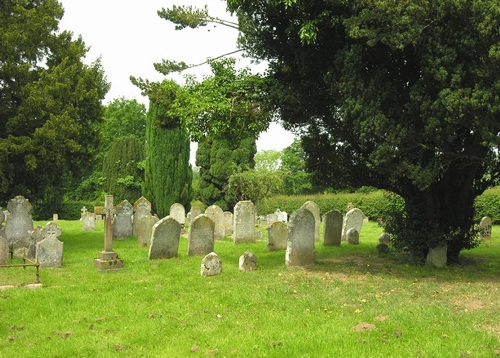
[275, 209, 288, 223]
[266, 213, 279, 225]
[113, 200, 133, 239]
[80, 206, 88, 217]
[426, 243, 447, 268]
[223, 211, 233, 237]
[346, 228, 359, 245]
[342, 208, 365, 242]
[94, 206, 104, 221]
[286, 208, 315, 267]
[94, 195, 124, 271]
[188, 214, 215, 256]
[52, 214, 58, 221]
[322, 210, 343, 246]
[169, 203, 186, 227]
[267, 221, 288, 251]
[376, 243, 390, 255]
[82, 211, 96, 231]
[27, 225, 44, 260]
[35, 222, 63, 268]
[5, 196, 33, 251]
[148, 216, 181, 260]
[379, 232, 391, 244]
[189, 206, 202, 224]
[301, 201, 321, 242]
[239, 251, 257, 271]
[200, 252, 222, 276]
[205, 205, 224, 240]
[133, 196, 152, 237]
[136, 215, 159, 247]
[479, 216, 492, 240]
[0, 227, 8, 265]
[233, 201, 256, 244]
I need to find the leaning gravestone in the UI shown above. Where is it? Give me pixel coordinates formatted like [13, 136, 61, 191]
[205, 205, 224, 240]
[133, 197, 152, 237]
[233, 201, 257, 244]
[188, 214, 215, 256]
[113, 200, 133, 239]
[200, 252, 222, 276]
[342, 208, 365, 242]
[346, 228, 360, 245]
[148, 216, 181, 260]
[301, 201, 321, 241]
[5, 195, 33, 252]
[286, 208, 315, 267]
[169, 203, 186, 227]
[322, 210, 343, 246]
[136, 215, 159, 247]
[35, 222, 63, 268]
[239, 251, 257, 271]
[223, 211, 233, 237]
[267, 221, 288, 251]
[82, 211, 96, 231]
[479, 216, 492, 240]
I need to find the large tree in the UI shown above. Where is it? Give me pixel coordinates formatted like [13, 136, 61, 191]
[227, 0, 500, 262]
[0, 0, 109, 216]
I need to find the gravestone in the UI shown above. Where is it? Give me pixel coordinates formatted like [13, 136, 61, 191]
[188, 215, 215, 256]
[267, 221, 288, 251]
[27, 225, 44, 260]
[266, 213, 279, 225]
[52, 214, 58, 221]
[136, 215, 159, 247]
[286, 208, 315, 267]
[379, 233, 391, 244]
[322, 210, 343, 246]
[35, 222, 63, 268]
[94, 206, 104, 221]
[5, 195, 33, 251]
[82, 211, 96, 231]
[148, 216, 181, 260]
[133, 197, 152, 237]
[169, 203, 186, 227]
[346, 228, 360, 245]
[223, 211, 233, 237]
[200, 252, 222, 276]
[342, 208, 365, 242]
[426, 243, 447, 268]
[376, 243, 390, 255]
[479, 216, 492, 240]
[80, 206, 88, 217]
[94, 195, 124, 271]
[233, 201, 256, 244]
[189, 206, 202, 224]
[301, 201, 321, 241]
[0, 227, 8, 265]
[113, 200, 133, 239]
[275, 209, 288, 222]
[239, 251, 257, 271]
[205, 205, 224, 240]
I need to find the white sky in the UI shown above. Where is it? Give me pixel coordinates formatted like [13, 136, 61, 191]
[57, 0, 295, 163]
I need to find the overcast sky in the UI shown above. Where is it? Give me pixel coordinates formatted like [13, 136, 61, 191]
[58, 0, 295, 159]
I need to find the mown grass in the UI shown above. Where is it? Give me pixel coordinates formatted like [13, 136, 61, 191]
[0, 220, 499, 357]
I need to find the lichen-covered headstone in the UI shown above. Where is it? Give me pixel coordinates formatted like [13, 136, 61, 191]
[286, 208, 315, 267]
[35, 222, 63, 268]
[233, 201, 256, 244]
[479, 216, 492, 240]
[148, 216, 181, 260]
[267, 221, 288, 251]
[133, 197, 151, 237]
[342, 208, 365, 242]
[200, 252, 222, 276]
[5, 195, 33, 251]
[322, 210, 343, 246]
[301, 201, 321, 241]
[137, 215, 159, 247]
[223, 211, 233, 237]
[188, 214, 214, 256]
[205, 205, 224, 240]
[346, 228, 359, 245]
[239, 251, 257, 271]
[113, 200, 133, 239]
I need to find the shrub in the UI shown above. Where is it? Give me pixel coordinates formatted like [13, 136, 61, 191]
[474, 186, 500, 224]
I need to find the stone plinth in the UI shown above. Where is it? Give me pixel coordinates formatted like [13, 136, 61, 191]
[93, 250, 124, 271]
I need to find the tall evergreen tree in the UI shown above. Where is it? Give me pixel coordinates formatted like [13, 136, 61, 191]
[143, 81, 193, 218]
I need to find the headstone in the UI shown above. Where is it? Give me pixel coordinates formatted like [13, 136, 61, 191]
[80, 206, 88, 217]
[301, 201, 320, 241]
[52, 214, 58, 221]
[200, 252, 222, 276]
[188, 214, 215, 256]
[133, 196, 152, 237]
[266, 213, 279, 225]
[346, 228, 359, 245]
[113, 200, 133, 239]
[239, 251, 257, 271]
[479, 216, 492, 240]
[286, 208, 315, 267]
[0, 227, 8, 265]
[275, 209, 288, 223]
[169, 203, 186, 227]
[223, 211, 233, 237]
[94, 206, 104, 221]
[233, 201, 256, 244]
[27, 225, 44, 260]
[267, 221, 288, 251]
[35, 222, 63, 268]
[5, 196, 33, 251]
[82, 211, 96, 231]
[426, 243, 447, 268]
[136, 215, 159, 247]
[342, 208, 365, 242]
[322, 210, 343, 246]
[148, 216, 181, 260]
[189, 206, 202, 224]
[205, 205, 224, 240]
[376, 243, 390, 255]
[379, 233, 391, 244]
[94, 195, 124, 271]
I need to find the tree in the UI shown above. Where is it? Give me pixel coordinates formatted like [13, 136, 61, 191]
[143, 81, 193, 218]
[254, 150, 281, 172]
[226, 0, 500, 262]
[0, 0, 109, 217]
[280, 140, 313, 195]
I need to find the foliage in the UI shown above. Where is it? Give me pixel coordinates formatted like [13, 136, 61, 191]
[254, 150, 281, 171]
[227, 0, 500, 262]
[474, 186, 500, 224]
[280, 139, 313, 195]
[101, 136, 144, 203]
[143, 81, 193, 218]
[0, 0, 109, 213]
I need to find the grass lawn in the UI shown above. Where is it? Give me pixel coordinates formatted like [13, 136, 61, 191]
[0, 220, 499, 357]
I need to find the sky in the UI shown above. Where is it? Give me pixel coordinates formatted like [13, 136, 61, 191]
[57, 0, 296, 162]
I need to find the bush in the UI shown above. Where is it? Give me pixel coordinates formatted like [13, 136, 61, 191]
[474, 186, 500, 224]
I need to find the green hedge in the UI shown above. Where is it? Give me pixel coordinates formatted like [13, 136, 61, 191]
[59, 201, 96, 220]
